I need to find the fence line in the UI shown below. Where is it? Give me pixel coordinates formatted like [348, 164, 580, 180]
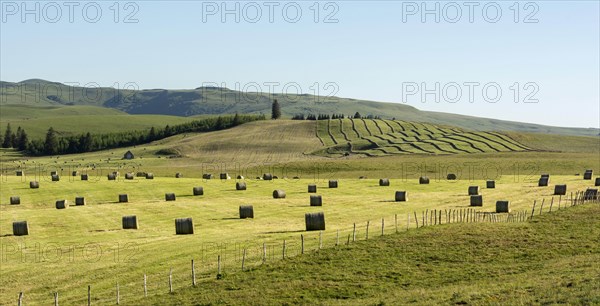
[13, 190, 599, 305]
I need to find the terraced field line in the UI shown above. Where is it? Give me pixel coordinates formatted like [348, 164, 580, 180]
[344, 119, 360, 139]
[467, 132, 517, 151]
[449, 134, 500, 152]
[419, 140, 459, 154]
[315, 121, 325, 146]
[360, 119, 373, 136]
[327, 120, 339, 145]
[382, 120, 397, 133]
[487, 132, 533, 150]
[338, 119, 351, 142]
[372, 120, 385, 134]
[350, 119, 363, 139]
[434, 139, 475, 153]
[390, 120, 406, 132]
[441, 135, 486, 153]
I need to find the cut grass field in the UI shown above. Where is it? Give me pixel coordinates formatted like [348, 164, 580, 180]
[316, 119, 534, 157]
[143, 203, 600, 305]
[1, 174, 599, 304]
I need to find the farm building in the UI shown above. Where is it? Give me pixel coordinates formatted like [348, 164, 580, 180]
[123, 150, 134, 160]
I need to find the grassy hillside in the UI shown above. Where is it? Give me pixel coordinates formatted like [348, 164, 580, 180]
[0, 105, 197, 139]
[143, 203, 600, 305]
[2, 80, 598, 137]
[316, 118, 533, 157]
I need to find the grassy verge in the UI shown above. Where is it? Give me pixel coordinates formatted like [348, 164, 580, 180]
[143, 203, 600, 305]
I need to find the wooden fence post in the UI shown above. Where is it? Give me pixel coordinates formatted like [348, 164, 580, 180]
[352, 223, 356, 242]
[143, 274, 147, 297]
[54, 292, 58, 306]
[301, 234, 305, 254]
[18, 292, 23, 306]
[262, 243, 267, 264]
[395, 214, 398, 233]
[407, 213, 410, 231]
[192, 259, 197, 286]
[242, 249, 246, 271]
[87, 285, 91, 306]
[414, 212, 419, 228]
[531, 200, 536, 219]
[336, 229, 339, 246]
[169, 268, 173, 293]
[539, 199, 545, 215]
[319, 231, 323, 250]
[217, 255, 222, 278]
[116, 282, 120, 305]
[381, 218, 385, 236]
[366, 221, 370, 240]
[282, 240, 286, 259]
[549, 197, 554, 212]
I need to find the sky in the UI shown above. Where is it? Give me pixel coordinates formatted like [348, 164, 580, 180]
[1, 1, 599, 128]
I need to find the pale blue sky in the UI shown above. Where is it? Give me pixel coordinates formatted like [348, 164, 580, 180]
[1, 1, 598, 128]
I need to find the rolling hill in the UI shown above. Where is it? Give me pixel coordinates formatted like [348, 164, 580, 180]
[1, 79, 598, 137]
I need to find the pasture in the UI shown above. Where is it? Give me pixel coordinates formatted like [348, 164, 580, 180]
[1, 172, 598, 304]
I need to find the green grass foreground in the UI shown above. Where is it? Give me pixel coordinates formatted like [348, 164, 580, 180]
[144, 204, 600, 305]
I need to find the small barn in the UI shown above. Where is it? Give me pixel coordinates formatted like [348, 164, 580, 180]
[123, 151, 134, 160]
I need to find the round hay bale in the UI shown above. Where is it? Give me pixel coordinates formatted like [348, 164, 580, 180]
[293, 176, 300, 179]
[165, 193, 176, 201]
[263, 173, 273, 180]
[470, 195, 483, 207]
[447, 173, 457, 180]
[468, 186, 480, 196]
[595, 177, 600, 186]
[395, 191, 408, 202]
[328, 180, 338, 188]
[496, 200, 510, 213]
[584, 170, 593, 180]
[81, 174, 88, 181]
[10, 196, 20, 205]
[584, 188, 598, 200]
[308, 184, 317, 193]
[273, 175, 279, 179]
[541, 174, 550, 178]
[255, 176, 262, 180]
[554, 184, 567, 195]
[145, 173, 154, 179]
[12, 221, 29, 236]
[202, 173, 213, 179]
[310, 195, 322, 206]
[175, 172, 183, 178]
[29, 181, 39, 189]
[125, 173, 134, 180]
[119, 194, 129, 203]
[107, 173, 116, 181]
[538, 177, 549, 187]
[236, 182, 247, 191]
[136, 172, 146, 177]
[486, 180, 495, 189]
[175, 217, 194, 235]
[359, 176, 367, 179]
[55, 200, 68, 209]
[72, 171, 78, 176]
[220, 173, 231, 180]
[75, 197, 86, 206]
[273, 190, 286, 199]
[122, 215, 138, 229]
[305, 212, 325, 231]
[239, 205, 254, 219]
[16, 170, 23, 176]
[52, 174, 60, 182]
[379, 178, 390, 186]
[193, 186, 204, 196]
[419, 176, 429, 184]
[237, 175, 244, 179]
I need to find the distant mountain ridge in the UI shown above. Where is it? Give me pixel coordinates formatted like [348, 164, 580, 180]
[1, 79, 598, 137]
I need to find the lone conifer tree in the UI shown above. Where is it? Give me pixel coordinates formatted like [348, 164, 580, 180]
[271, 99, 281, 119]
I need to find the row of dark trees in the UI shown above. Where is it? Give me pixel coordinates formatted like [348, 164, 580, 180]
[20, 113, 264, 156]
[292, 112, 382, 120]
[1, 123, 29, 151]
